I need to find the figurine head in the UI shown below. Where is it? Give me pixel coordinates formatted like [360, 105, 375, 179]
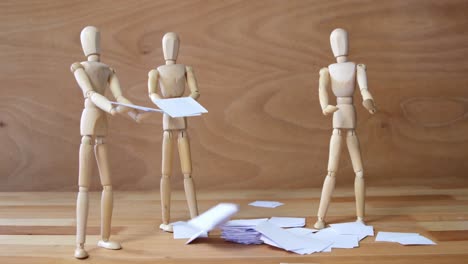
[80, 26, 101, 58]
[330, 28, 348, 61]
[162, 32, 180, 63]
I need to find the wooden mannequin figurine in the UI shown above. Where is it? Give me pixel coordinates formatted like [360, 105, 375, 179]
[70, 26, 138, 259]
[314, 28, 377, 229]
[148, 32, 200, 232]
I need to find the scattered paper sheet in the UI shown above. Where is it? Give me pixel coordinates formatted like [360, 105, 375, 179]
[376, 232, 436, 245]
[329, 222, 374, 237]
[172, 221, 208, 239]
[286, 227, 318, 236]
[256, 221, 332, 254]
[110, 102, 163, 112]
[268, 217, 306, 228]
[172, 203, 239, 244]
[153, 97, 208, 118]
[223, 218, 268, 227]
[248, 201, 284, 208]
[311, 227, 359, 249]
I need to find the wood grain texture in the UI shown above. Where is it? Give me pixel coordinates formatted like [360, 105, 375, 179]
[0, 0, 467, 191]
[0, 187, 468, 263]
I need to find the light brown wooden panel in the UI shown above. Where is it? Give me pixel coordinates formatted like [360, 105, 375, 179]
[0, 0, 467, 191]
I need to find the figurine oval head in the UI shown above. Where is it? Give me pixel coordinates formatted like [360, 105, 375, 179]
[330, 28, 348, 58]
[162, 32, 180, 63]
[80, 26, 101, 57]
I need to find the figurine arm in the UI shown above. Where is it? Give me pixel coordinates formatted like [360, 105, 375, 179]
[108, 68, 139, 119]
[318, 67, 338, 116]
[356, 64, 377, 114]
[148, 69, 162, 104]
[186, 66, 200, 100]
[71, 62, 116, 115]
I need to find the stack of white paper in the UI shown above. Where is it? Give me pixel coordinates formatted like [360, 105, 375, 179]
[172, 203, 239, 244]
[376, 232, 436, 245]
[221, 218, 268, 244]
[268, 217, 306, 228]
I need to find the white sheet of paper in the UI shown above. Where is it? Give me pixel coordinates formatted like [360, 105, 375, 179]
[311, 227, 359, 249]
[153, 97, 208, 118]
[248, 201, 284, 208]
[375, 232, 435, 245]
[110, 102, 163, 112]
[286, 227, 318, 236]
[256, 221, 331, 252]
[188, 203, 239, 232]
[172, 221, 208, 239]
[329, 222, 374, 237]
[268, 217, 306, 228]
[375, 231, 419, 242]
[223, 218, 268, 227]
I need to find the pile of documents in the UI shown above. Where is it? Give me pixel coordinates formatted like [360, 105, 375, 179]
[221, 218, 267, 244]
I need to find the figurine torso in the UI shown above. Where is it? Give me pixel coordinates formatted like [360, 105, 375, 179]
[157, 64, 186, 98]
[79, 61, 111, 136]
[157, 64, 187, 130]
[81, 61, 112, 95]
[328, 62, 357, 129]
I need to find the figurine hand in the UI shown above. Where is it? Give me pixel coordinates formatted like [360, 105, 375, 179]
[116, 105, 131, 114]
[135, 112, 153, 123]
[110, 108, 117, 116]
[323, 105, 339, 116]
[363, 99, 377, 114]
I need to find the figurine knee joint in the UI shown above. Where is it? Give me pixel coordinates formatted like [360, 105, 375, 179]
[355, 171, 364, 179]
[95, 137, 105, 145]
[184, 174, 192, 179]
[327, 171, 336, 178]
[81, 136, 92, 145]
[162, 174, 170, 179]
[79, 186, 89, 192]
[102, 185, 112, 191]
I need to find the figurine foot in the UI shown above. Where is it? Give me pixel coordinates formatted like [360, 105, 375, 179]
[314, 219, 326, 229]
[97, 240, 121, 250]
[159, 223, 173, 232]
[356, 217, 365, 224]
[74, 247, 89, 259]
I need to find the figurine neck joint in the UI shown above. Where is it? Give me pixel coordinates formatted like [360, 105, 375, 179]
[336, 55, 348, 63]
[165, 60, 176, 65]
[87, 54, 100, 62]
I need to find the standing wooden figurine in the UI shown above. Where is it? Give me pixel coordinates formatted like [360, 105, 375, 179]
[314, 28, 377, 229]
[148, 32, 200, 232]
[71, 26, 138, 259]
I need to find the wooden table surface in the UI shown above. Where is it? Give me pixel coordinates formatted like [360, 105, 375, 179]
[0, 187, 467, 264]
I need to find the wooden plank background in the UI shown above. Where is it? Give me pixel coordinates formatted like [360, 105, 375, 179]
[0, 0, 467, 191]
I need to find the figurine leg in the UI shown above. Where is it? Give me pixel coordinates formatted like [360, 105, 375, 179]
[314, 129, 343, 229]
[75, 135, 93, 259]
[346, 130, 365, 223]
[95, 136, 121, 250]
[160, 131, 174, 232]
[178, 130, 199, 219]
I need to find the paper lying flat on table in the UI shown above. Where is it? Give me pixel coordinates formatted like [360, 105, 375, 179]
[256, 221, 332, 254]
[376, 231, 436, 245]
[329, 222, 374, 237]
[223, 218, 268, 227]
[171, 203, 239, 244]
[248, 201, 284, 208]
[110, 102, 163, 112]
[153, 97, 208, 118]
[268, 217, 306, 228]
[312, 227, 359, 250]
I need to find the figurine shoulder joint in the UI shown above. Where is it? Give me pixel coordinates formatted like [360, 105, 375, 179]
[357, 64, 367, 71]
[319, 67, 329, 76]
[70, 62, 84, 73]
[148, 69, 158, 77]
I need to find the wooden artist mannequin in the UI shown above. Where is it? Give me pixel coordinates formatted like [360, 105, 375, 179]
[70, 26, 139, 259]
[148, 32, 200, 232]
[314, 28, 377, 229]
